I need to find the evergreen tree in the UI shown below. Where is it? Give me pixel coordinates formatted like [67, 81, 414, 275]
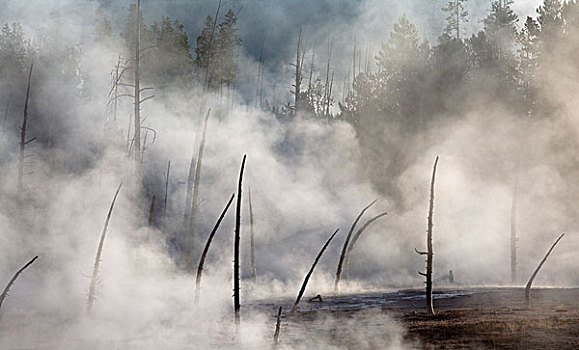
[93, 8, 113, 44]
[0, 23, 29, 80]
[194, 9, 241, 91]
[150, 17, 193, 89]
[377, 14, 422, 77]
[442, 0, 469, 40]
[483, 0, 518, 65]
[214, 9, 242, 88]
[537, 0, 564, 46]
[518, 16, 540, 114]
[194, 15, 217, 88]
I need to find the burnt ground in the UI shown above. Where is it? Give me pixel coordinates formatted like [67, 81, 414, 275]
[281, 288, 579, 349]
[395, 288, 579, 349]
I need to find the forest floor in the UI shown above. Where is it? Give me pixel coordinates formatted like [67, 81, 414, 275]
[281, 287, 579, 349]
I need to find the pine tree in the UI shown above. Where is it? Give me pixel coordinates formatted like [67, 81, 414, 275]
[0, 23, 29, 80]
[150, 17, 193, 88]
[377, 14, 422, 76]
[93, 8, 113, 44]
[483, 0, 518, 63]
[215, 9, 242, 88]
[537, 0, 564, 47]
[194, 9, 241, 91]
[442, 0, 469, 40]
[194, 15, 216, 88]
[518, 16, 540, 113]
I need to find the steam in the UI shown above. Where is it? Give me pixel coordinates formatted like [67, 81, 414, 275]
[0, 0, 578, 349]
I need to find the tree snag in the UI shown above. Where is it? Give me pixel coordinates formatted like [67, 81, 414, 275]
[334, 200, 377, 292]
[87, 183, 122, 314]
[273, 306, 282, 346]
[0, 256, 38, 314]
[133, 0, 142, 171]
[511, 175, 518, 283]
[186, 108, 212, 272]
[344, 211, 388, 280]
[195, 193, 235, 303]
[525, 233, 565, 309]
[248, 186, 256, 281]
[415, 156, 439, 316]
[18, 64, 33, 201]
[294, 229, 339, 312]
[163, 160, 170, 218]
[234, 154, 246, 324]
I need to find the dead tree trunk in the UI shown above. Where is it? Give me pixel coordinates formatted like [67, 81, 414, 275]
[18, 64, 33, 201]
[291, 28, 303, 113]
[148, 195, 155, 226]
[255, 42, 264, 109]
[510, 176, 518, 283]
[273, 306, 282, 346]
[2, 101, 9, 133]
[248, 186, 257, 281]
[344, 211, 388, 279]
[334, 200, 377, 292]
[195, 193, 235, 303]
[294, 229, 339, 311]
[164, 160, 170, 218]
[87, 183, 122, 314]
[234, 155, 246, 324]
[133, 0, 142, 171]
[0, 256, 38, 314]
[186, 109, 212, 272]
[416, 156, 439, 316]
[525, 233, 565, 309]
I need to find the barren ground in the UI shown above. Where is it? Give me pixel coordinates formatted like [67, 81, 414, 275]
[281, 288, 579, 349]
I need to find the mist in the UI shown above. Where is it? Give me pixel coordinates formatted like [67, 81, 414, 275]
[1, 0, 578, 348]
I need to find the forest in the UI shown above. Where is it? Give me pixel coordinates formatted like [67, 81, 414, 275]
[1, 0, 579, 349]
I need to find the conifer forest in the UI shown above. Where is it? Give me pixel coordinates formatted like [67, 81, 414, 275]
[1, 0, 579, 349]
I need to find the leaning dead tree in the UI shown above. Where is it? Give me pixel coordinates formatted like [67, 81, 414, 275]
[195, 193, 235, 303]
[415, 156, 439, 316]
[163, 160, 170, 218]
[87, 183, 122, 314]
[293, 229, 339, 312]
[273, 306, 282, 346]
[18, 64, 34, 201]
[525, 233, 565, 309]
[334, 200, 377, 292]
[344, 211, 388, 280]
[248, 186, 257, 281]
[0, 256, 38, 314]
[186, 109, 211, 272]
[234, 155, 246, 324]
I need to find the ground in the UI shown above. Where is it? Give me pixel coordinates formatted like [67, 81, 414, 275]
[280, 287, 579, 349]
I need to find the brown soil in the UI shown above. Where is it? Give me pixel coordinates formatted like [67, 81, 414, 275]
[391, 288, 579, 349]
